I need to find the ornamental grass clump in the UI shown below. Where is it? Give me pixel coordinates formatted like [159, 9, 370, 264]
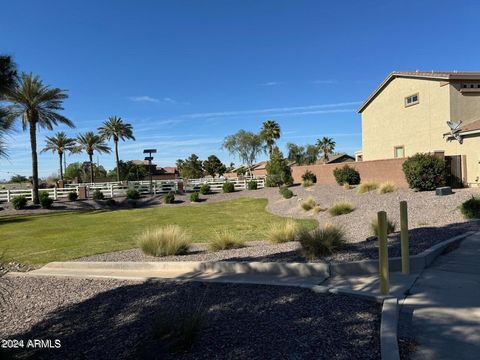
[300, 197, 316, 211]
[137, 225, 191, 257]
[370, 217, 396, 237]
[460, 196, 480, 219]
[164, 191, 175, 204]
[209, 229, 245, 251]
[357, 182, 379, 194]
[190, 192, 200, 202]
[378, 182, 396, 194]
[267, 220, 299, 243]
[298, 224, 346, 259]
[328, 202, 354, 216]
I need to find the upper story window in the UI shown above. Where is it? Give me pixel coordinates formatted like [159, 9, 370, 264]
[461, 83, 480, 88]
[405, 93, 419, 107]
[394, 146, 405, 158]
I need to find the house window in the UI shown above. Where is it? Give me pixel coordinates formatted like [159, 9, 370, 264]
[405, 94, 419, 107]
[394, 146, 405, 158]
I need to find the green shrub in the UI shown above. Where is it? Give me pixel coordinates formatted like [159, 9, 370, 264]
[190, 192, 200, 202]
[333, 165, 361, 185]
[378, 182, 396, 194]
[300, 197, 317, 211]
[357, 181, 379, 194]
[279, 186, 293, 199]
[126, 188, 140, 200]
[209, 230, 245, 251]
[328, 202, 355, 216]
[402, 153, 446, 191]
[267, 220, 299, 243]
[91, 189, 104, 200]
[301, 170, 317, 184]
[222, 181, 235, 193]
[68, 191, 78, 201]
[247, 180, 258, 190]
[370, 217, 396, 236]
[460, 196, 480, 219]
[11, 195, 27, 210]
[298, 224, 346, 259]
[265, 147, 293, 187]
[39, 192, 54, 209]
[137, 225, 191, 256]
[199, 183, 211, 195]
[164, 191, 175, 204]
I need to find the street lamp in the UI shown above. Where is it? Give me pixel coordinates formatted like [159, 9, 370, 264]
[143, 149, 157, 194]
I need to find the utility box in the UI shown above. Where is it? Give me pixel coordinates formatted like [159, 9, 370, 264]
[436, 186, 453, 196]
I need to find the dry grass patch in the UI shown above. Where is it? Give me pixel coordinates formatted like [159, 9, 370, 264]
[370, 217, 396, 236]
[343, 183, 352, 190]
[298, 224, 346, 259]
[267, 220, 300, 243]
[300, 197, 317, 211]
[138, 225, 191, 256]
[357, 182, 379, 194]
[328, 202, 355, 216]
[378, 182, 396, 194]
[209, 230, 246, 251]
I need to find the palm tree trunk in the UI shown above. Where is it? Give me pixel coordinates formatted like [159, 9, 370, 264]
[29, 121, 39, 204]
[59, 152, 64, 181]
[89, 153, 94, 183]
[114, 140, 120, 182]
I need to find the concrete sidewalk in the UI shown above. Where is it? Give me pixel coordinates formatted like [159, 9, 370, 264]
[400, 232, 480, 360]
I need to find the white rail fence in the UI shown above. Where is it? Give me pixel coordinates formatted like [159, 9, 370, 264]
[0, 176, 265, 202]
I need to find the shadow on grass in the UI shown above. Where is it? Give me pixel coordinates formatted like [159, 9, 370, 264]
[4, 280, 380, 360]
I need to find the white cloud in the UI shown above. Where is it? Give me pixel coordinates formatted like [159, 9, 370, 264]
[128, 96, 160, 103]
[259, 81, 279, 86]
[163, 97, 176, 104]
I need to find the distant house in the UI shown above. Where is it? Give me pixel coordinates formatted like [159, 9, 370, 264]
[316, 153, 355, 164]
[357, 71, 480, 186]
[130, 160, 179, 180]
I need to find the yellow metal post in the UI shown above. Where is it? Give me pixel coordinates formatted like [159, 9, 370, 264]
[400, 201, 410, 274]
[378, 211, 389, 295]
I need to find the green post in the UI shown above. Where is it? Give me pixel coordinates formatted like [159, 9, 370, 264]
[400, 201, 410, 274]
[378, 211, 389, 295]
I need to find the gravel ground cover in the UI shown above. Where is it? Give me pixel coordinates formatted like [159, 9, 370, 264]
[0, 276, 380, 360]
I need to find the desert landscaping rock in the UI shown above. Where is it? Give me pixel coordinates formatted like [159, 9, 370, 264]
[0, 276, 381, 360]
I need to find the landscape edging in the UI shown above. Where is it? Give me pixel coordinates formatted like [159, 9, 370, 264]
[380, 297, 400, 360]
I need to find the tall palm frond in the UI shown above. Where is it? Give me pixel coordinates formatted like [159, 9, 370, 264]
[41, 132, 77, 181]
[316, 137, 336, 162]
[261, 120, 281, 157]
[76, 131, 111, 183]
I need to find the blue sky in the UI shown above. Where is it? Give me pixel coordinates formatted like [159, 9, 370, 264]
[1, 0, 479, 179]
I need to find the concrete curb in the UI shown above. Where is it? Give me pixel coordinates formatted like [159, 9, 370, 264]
[380, 297, 400, 360]
[330, 231, 475, 276]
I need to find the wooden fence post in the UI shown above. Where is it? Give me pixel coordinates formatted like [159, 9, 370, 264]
[377, 211, 390, 295]
[53, 187, 58, 200]
[7, 189, 10, 202]
[110, 184, 114, 198]
[400, 201, 410, 274]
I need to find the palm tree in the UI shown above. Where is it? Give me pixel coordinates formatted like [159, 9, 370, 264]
[2, 73, 73, 203]
[76, 131, 111, 183]
[261, 120, 281, 156]
[316, 137, 336, 163]
[98, 116, 135, 181]
[0, 55, 18, 158]
[41, 132, 77, 181]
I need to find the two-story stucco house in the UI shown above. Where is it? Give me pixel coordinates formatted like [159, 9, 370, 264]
[357, 71, 480, 186]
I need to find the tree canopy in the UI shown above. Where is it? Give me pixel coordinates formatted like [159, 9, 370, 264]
[203, 155, 226, 177]
[223, 130, 265, 174]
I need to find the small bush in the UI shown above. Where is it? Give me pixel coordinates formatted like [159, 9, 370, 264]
[39, 193, 54, 209]
[222, 181, 235, 193]
[164, 191, 175, 204]
[370, 217, 396, 236]
[190, 192, 200, 202]
[298, 224, 346, 259]
[402, 153, 446, 191]
[301, 170, 317, 184]
[343, 183, 352, 190]
[460, 196, 480, 219]
[39, 191, 50, 201]
[358, 182, 379, 194]
[302, 179, 314, 188]
[11, 195, 27, 210]
[126, 188, 140, 200]
[378, 182, 396, 194]
[68, 191, 78, 201]
[328, 202, 354, 216]
[279, 185, 294, 199]
[333, 165, 361, 185]
[300, 197, 316, 211]
[91, 189, 104, 200]
[267, 220, 299, 243]
[247, 180, 258, 190]
[199, 183, 211, 195]
[137, 225, 191, 256]
[209, 230, 245, 251]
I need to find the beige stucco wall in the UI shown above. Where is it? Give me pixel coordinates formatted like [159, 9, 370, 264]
[449, 82, 480, 124]
[361, 77, 480, 185]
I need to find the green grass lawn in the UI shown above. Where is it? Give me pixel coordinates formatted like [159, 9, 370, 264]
[0, 198, 317, 265]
